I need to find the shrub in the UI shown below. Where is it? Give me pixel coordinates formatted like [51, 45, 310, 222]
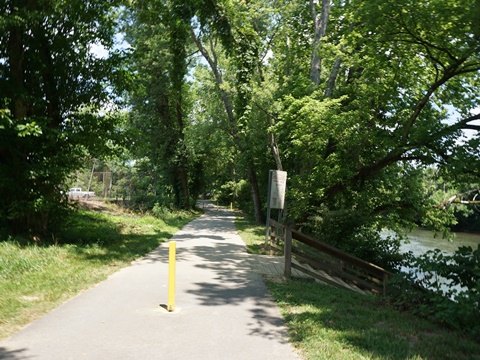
[217, 180, 251, 211]
[389, 245, 480, 338]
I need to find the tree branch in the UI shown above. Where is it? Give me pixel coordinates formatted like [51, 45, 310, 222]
[324, 152, 404, 198]
[396, 12, 460, 64]
[439, 112, 480, 134]
[402, 65, 461, 140]
[324, 56, 341, 98]
[190, 27, 237, 138]
[438, 188, 480, 209]
[253, 102, 283, 170]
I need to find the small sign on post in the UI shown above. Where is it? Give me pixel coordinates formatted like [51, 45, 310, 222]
[265, 170, 287, 246]
[269, 170, 287, 210]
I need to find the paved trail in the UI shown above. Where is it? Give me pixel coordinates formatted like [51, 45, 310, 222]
[0, 204, 299, 360]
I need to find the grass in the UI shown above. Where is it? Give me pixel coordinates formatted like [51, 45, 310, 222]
[0, 202, 199, 340]
[268, 279, 480, 360]
[234, 212, 269, 254]
[234, 213, 480, 360]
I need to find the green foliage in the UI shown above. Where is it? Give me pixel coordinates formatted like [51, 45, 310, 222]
[124, 0, 199, 210]
[390, 245, 480, 338]
[265, 0, 480, 265]
[309, 206, 405, 270]
[217, 179, 250, 209]
[151, 202, 192, 222]
[0, 0, 125, 237]
[422, 167, 480, 233]
[422, 207, 458, 239]
[151, 203, 171, 220]
[121, 0, 480, 263]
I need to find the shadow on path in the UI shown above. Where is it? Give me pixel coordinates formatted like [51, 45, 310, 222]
[0, 205, 297, 359]
[0, 346, 27, 360]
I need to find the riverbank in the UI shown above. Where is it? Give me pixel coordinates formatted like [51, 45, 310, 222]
[235, 213, 480, 359]
[267, 279, 480, 359]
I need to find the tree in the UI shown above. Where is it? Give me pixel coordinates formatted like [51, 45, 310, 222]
[269, 0, 480, 263]
[119, 0, 480, 265]
[0, 0, 124, 237]
[189, 0, 286, 223]
[124, 0, 280, 220]
[124, 0, 198, 210]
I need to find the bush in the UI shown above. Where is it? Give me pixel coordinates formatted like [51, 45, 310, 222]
[216, 180, 251, 211]
[306, 206, 405, 270]
[389, 245, 480, 338]
[152, 203, 172, 220]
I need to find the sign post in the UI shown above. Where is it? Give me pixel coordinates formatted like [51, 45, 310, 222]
[265, 170, 287, 246]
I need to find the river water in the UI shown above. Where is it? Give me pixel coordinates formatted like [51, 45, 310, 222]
[400, 228, 480, 256]
[395, 229, 480, 295]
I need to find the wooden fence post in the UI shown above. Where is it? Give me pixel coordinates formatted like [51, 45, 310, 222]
[284, 227, 292, 279]
[269, 223, 275, 255]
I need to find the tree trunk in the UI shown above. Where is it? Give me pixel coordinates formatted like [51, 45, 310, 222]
[269, 132, 283, 171]
[38, 31, 61, 127]
[247, 163, 264, 224]
[179, 163, 190, 209]
[8, 26, 27, 118]
[191, 29, 236, 134]
[176, 97, 190, 210]
[324, 57, 342, 98]
[192, 27, 263, 220]
[309, 0, 330, 86]
[284, 36, 292, 77]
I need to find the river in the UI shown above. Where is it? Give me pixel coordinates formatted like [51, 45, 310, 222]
[400, 228, 480, 256]
[395, 228, 480, 295]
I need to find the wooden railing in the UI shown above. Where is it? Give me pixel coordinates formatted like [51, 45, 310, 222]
[269, 219, 392, 295]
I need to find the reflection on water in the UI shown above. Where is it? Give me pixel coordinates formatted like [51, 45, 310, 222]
[400, 228, 480, 256]
[393, 228, 480, 296]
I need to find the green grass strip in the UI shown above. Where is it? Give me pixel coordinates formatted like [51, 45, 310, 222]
[267, 279, 480, 359]
[234, 212, 268, 254]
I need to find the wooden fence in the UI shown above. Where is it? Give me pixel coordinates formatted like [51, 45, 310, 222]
[268, 219, 392, 295]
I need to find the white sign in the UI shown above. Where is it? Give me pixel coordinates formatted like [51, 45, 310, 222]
[269, 170, 287, 209]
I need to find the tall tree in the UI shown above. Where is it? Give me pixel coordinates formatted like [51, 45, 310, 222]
[0, 0, 123, 236]
[190, 0, 284, 223]
[309, 0, 330, 86]
[124, 0, 196, 209]
[271, 0, 480, 263]
[121, 0, 479, 262]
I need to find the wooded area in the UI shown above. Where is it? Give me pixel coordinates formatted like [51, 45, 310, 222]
[1, 0, 479, 259]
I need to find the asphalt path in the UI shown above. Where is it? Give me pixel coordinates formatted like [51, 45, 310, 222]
[0, 204, 299, 360]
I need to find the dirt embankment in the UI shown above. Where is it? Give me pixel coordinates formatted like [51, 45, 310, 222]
[73, 199, 130, 216]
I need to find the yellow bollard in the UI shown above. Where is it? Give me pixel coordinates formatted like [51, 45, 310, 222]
[167, 241, 176, 312]
[230, 202, 233, 210]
